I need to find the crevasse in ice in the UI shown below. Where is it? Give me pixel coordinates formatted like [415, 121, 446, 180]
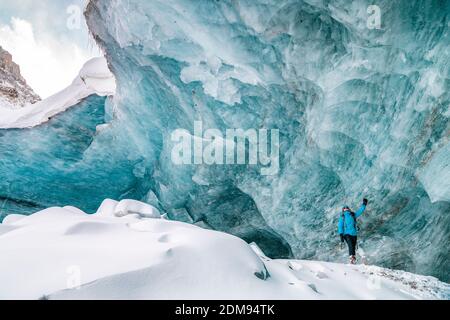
[0, 0, 448, 281]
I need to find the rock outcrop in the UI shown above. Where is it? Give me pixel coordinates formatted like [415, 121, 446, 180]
[0, 46, 40, 108]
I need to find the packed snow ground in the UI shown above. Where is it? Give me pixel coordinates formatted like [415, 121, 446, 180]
[0, 199, 448, 300]
[0, 57, 115, 129]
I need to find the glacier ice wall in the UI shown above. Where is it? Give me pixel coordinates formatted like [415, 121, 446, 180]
[0, 0, 448, 280]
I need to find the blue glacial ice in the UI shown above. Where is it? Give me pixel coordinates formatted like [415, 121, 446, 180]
[0, 0, 449, 281]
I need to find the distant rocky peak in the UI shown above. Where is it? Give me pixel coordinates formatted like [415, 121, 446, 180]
[0, 46, 40, 108]
[0, 47, 21, 79]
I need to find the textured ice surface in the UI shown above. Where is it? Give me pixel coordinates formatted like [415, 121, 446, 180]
[0, 0, 449, 281]
[0, 94, 110, 214]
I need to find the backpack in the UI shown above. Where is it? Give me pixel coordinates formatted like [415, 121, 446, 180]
[341, 211, 358, 232]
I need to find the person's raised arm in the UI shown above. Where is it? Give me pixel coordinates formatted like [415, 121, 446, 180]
[355, 198, 368, 218]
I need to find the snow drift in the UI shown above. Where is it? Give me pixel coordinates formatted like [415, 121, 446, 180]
[0, 200, 448, 300]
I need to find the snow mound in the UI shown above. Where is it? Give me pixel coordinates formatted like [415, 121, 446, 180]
[114, 199, 161, 218]
[1, 213, 26, 224]
[0, 200, 448, 300]
[0, 57, 115, 129]
[95, 199, 161, 218]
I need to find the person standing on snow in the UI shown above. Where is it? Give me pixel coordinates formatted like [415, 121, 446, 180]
[338, 198, 368, 264]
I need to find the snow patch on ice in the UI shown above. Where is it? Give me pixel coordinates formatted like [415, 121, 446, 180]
[0, 57, 115, 129]
[114, 199, 161, 218]
[95, 198, 161, 219]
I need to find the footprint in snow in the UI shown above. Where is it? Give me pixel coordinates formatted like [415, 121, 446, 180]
[315, 271, 329, 279]
[158, 234, 170, 243]
[308, 283, 319, 294]
[165, 248, 174, 257]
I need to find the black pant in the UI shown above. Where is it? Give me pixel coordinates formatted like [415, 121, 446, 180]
[344, 235, 357, 256]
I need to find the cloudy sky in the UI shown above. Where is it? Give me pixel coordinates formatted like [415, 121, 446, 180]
[0, 0, 102, 98]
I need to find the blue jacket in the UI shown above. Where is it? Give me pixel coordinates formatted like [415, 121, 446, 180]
[338, 204, 366, 236]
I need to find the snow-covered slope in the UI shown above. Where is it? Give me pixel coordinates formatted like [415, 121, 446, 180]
[0, 46, 40, 109]
[0, 200, 448, 300]
[0, 57, 115, 128]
